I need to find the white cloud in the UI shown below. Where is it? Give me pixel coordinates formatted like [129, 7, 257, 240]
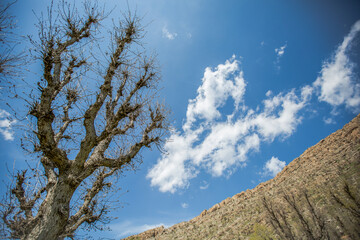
[313, 20, 360, 113]
[199, 180, 209, 190]
[264, 156, 286, 177]
[0, 109, 16, 141]
[275, 44, 287, 57]
[111, 221, 168, 238]
[148, 22, 360, 193]
[148, 56, 309, 193]
[274, 43, 287, 70]
[181, 203, 189, 209]
[147, 130, 200, 193]
[183, 55, 246, 131]
[253, 89, 310, 141]
[191, 121, 258, 177]
[162, 26, 177, 40]
[323, 117, 336, 125]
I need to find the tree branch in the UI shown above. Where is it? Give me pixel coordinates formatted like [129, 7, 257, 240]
[262, 196, 295, 240]
[54, 87, 82, 145]
[85, 105, 164, 170]
[65, 168, 116, 235]
[74, 18, 139, 168]
[283, 192, 315, 240]
[29, 10, 98, 170]
[11, 171, 33, 219]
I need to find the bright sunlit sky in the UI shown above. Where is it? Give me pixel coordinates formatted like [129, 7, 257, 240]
[1, 0, 360, 238]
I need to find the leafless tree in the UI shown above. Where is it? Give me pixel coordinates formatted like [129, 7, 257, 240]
[0, 1, 169, 239]
[330, 182, 360, 239]
[262, 191, 329, 240]
[0, 1, 24, 80]
[262, 182, 360, 240]
[262, 196, 296, 240]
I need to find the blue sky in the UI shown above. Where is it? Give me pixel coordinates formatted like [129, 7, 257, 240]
[1, 0, 360, 238]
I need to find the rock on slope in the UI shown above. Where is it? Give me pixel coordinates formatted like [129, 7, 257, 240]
[124, 114, 360, 240]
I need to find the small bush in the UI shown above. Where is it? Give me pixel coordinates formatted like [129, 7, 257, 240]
[249, 223, 277, 240]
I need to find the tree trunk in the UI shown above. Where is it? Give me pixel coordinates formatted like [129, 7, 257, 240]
[24, 175, 76, 240]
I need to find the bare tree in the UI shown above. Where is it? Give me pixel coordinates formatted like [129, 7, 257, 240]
[0, 1, 24, 80]
[262, 191, 329, 240]
[261, 183, 360, 240]
[0, 1, 169, 239]
[262, 196, 296, 240]
[330, 182, 360, 239]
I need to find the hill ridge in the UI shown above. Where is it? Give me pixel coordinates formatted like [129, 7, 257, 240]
[124, 114, 360, 239]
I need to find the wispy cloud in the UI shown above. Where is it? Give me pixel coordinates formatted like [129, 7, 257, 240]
[147, 56, 310, 193]
[162, 26, 177, 40]
[199, 180, 209, 190]
[263, 156, 286, 177]
[0, 109, 16, 141]
[313, 20, 360, 113]
[323, 117, 336, 125]
[181, 203, 189, 209]
[275, 44, 287, 57]
[274, 43, 287, 70]
[111, 221, 168, 238]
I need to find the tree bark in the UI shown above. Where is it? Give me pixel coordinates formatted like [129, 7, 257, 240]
[24, 174, 77, 240]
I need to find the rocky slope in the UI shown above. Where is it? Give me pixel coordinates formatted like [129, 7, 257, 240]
[124, 114, 360, 240]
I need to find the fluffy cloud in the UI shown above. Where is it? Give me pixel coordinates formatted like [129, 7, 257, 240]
[253, 86, 312, 141]
[147, 130, 199, 193]
[183, 55, 246, 130]
[0, 109, 16, 141]
[264, 156, 286, 177]
[313, 20, 360, 113]
[148, 56, 309, 193]
[162, 26, 177, 40]
[148, 20, 360, 194]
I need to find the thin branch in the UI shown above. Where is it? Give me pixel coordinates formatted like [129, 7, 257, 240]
[65, 168, 116, 235]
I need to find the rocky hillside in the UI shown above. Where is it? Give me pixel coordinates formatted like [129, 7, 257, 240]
[124, 114, 360, 240]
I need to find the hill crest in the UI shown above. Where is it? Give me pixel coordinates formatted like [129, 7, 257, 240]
[124, 114, 360, 239]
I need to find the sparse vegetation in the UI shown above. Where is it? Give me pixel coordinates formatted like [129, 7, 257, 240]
[248, 224, 277, 240]
[261, 182, 360, 240]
